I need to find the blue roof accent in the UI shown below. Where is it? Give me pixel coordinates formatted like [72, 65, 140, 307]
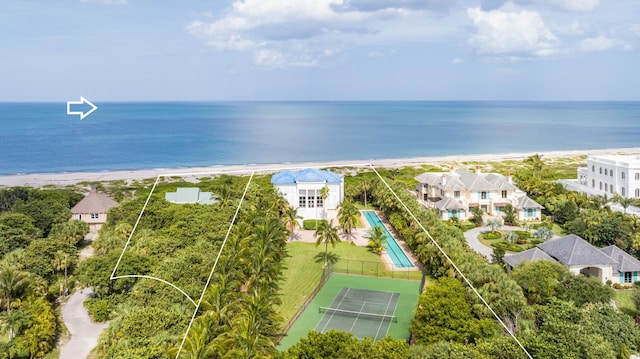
[271, 168, 343, 184]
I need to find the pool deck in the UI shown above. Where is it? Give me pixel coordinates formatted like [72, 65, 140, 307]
[289, 209, 421, 271]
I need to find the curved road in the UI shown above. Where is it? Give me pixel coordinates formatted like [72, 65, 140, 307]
[463, 225, 531, 261]
[60, 288, 109, 359]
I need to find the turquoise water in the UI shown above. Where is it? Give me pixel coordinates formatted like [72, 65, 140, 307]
[1, 101, 639, 175]
[362, 211, 413, 268]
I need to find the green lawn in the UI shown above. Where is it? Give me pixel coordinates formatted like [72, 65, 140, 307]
[614, 289, 639, 317]
[278, 241, 422, 327]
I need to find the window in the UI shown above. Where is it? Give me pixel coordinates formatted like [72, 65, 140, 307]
[495, 206, 503, 213]
[308, 190, 316, 208]
[636, 188, 640, 197]
[636, 173, 640, 181]
[622, 187, 626, 196]
[454, 191, 460, 198]
[316, 194, 323, 208]
[481, 191, 487, 200]
[610, 184, 614, 193]
[605, 169, 608, 175]
[90, 213, 99, 219]
[599, 182, 602, 190]
[625, 272, 633, 284]
[298, 190, 307, 208]
[526, 208, 534, 217]
[611, 170, 614, 177]
[600, 167, 602, 174]
[592, 179, 595, 188]
[501, 190, 507, 199]
[592, 165, 595, 172]
[622, 172, 626, 179]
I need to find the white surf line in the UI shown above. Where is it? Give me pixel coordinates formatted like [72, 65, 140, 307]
[175, 171, 255, 359]
[158, 162, 372, 178]
[369, 165, 533, 359]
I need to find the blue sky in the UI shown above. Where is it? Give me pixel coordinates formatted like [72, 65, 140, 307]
[1, 0, 638, 101]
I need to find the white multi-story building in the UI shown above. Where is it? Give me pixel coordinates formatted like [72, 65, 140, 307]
[576, 155, 640, 198]
[415, 167, 543, 221]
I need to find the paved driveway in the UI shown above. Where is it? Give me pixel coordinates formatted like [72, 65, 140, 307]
[60, 288, 109, 359]
[463, 225, 526, 261]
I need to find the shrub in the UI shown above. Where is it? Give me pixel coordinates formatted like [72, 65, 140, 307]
[514, 231, 531, 240]
[303, 219, 327, 230]
[516, 239, 528, 244]
[484, 232, 502, 240]
[84, 297, 114, 322]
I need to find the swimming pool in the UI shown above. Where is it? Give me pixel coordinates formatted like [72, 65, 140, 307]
[362, 211, 413, 268]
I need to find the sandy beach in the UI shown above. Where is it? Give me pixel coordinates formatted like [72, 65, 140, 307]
[2, 147, 639, 188]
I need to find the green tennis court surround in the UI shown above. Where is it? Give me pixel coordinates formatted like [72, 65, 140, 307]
[277, 273, 421, 351]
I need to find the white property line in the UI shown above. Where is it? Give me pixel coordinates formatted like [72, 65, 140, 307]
[369, 165, 533, 359]
[175, 171, 255, 359]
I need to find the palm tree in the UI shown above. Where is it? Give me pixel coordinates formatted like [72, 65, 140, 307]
[320, 186, 329, 220]
[367, 225, 387, 255]
[337, 199, 360, 243]
[0, 266, 29, 312]
[614, 194, 634, 214]
[51, 250, 68, 295]
[283, 206, 302, 242]
[484, 218, 502, 233]
[504, 231, 518, 244]
[524, 154, 544, 180]
[314, 220, 341, 268]
[361, 180, 371, 208]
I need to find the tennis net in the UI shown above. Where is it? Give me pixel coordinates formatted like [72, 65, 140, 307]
[318, 306, 398, 323]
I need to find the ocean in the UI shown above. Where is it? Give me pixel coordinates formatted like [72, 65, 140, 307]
[0, 101, 639, 175]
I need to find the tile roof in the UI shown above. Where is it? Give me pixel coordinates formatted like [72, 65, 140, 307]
[271, 168, 343, 184]
[434, 197, 466, 211]
[71, 188, 118, 214]
[414, 169, 516, 192]
[515, 196, 543, 209]
[504, 248, 556, 268]
[600, 245, 640, 273]
[165, 188, 217, 204]
[538, 234, 618, 266]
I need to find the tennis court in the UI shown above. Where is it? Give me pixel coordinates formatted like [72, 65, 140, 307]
[277, 273, 421, 351]
[315, 287, 400, 340]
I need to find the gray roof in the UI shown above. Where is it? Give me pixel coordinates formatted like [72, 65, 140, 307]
[415, 169, 516, 192]
[165, 188, 217, 205]
[538, 234, 618, 266]
[515, 196, 543, 210]
[600, 245, 640, 273]
[434, 197, 466, 211]
[504, 248, 556, 268]
[71, 188, 118, 214]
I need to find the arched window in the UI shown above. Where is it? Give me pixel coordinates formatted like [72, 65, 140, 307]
[611, 170, 614, 177]
[636, 173, 640, 181]
[599, 182, 602, 190]
[605, 169, 608, 175]
[622, 172, 626, 179]
[636, 188, 640, 197]
[600, 167, 603, 174]
[592, 165, 595, 172]
[592, 179, 595, 188]
[610, 184, 614, 193]
[622, 187, 626, 196]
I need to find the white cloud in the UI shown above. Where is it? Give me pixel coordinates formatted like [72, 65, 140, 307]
[544, 0, 599, 12]
[253, 49, 317, 68]
[452, 57, 465, 63]
[188, 0, 462, 67]
[467, 7, 558, 57]
[579, 35, 629, 52]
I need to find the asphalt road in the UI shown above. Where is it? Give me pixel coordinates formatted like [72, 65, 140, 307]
[60, 288, 109, 359]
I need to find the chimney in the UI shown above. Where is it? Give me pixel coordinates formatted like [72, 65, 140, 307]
[507, 172, 513, 184]
[475, 165, 481, 174]
[441, 173, 447, 186]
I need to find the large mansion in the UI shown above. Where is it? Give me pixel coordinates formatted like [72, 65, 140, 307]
[415, 167, 542, 221]
[571, 155, 640, 199]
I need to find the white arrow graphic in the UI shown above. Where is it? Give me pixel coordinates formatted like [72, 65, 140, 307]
[66, 96, 98, 120]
